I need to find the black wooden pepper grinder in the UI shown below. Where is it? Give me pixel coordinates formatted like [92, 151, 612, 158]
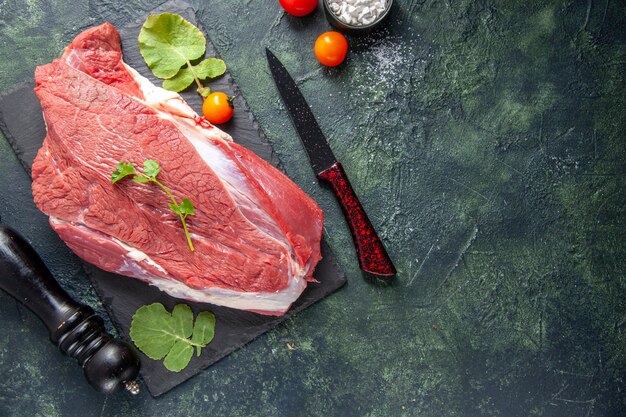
[0, 224, 141, 394]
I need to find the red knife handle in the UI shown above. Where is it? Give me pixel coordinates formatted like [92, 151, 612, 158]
[317, 162, 396, 276]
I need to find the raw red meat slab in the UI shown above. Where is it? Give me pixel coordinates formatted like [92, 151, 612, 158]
[31, 23, 323, 315]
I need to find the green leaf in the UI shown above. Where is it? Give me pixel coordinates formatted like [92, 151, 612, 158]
[138, 13, 206, 79]
[111, 162, 136, 184]
[129, 303, 176, 360]
[180, 198, 195, 216]
[143, 159, 161, 178]
[163, 339, 194, 372]
[133, 175, 150, 183]
[162, 67, 195, 92]
[191, 311, 215, 347]
[170, 304, 193, 339]
[168, 203, 181, 215]
[194, 58, 226, 80]
[130, 303, 217, 372]
[162, 58, 226, 92]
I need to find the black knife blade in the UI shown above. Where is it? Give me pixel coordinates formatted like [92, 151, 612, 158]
[265, 49, 337, 174]
[266, 48, 396, 277]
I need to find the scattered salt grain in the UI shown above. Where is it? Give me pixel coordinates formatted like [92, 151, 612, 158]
[327, 0, 388, 27]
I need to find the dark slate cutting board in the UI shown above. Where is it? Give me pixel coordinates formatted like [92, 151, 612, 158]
[0, 0, 346, 397]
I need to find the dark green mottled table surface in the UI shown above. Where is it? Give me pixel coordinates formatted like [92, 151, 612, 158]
[0, 0, 624, 416]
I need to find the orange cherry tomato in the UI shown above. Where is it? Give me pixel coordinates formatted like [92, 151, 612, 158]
[202, 92, 234, 125]
[314, 31, 348, 67]
[279, 0, 318, 17]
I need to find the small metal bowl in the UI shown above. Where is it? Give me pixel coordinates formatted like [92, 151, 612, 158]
[323, 0, 394, 34]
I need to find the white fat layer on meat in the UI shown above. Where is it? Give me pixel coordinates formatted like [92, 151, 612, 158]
[116, 242, 167, 275]
[142, 268, 305, 313]
[124, 63, 307, 281]
[51, 217, 304, 313]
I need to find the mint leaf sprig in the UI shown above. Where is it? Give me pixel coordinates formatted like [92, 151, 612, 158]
[112, 160, 196, 251]
[130, 303, 216, 372]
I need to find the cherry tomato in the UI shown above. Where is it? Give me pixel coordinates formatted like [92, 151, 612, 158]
[202, 92, 234, 124]
[314, 31, 348, 67]
[279, 0, 318, 16]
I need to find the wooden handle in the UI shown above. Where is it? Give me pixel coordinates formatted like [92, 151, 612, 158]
[317, 162, 396, 276]
[0, 225, 82, 337]
[0, 225, 140, 394]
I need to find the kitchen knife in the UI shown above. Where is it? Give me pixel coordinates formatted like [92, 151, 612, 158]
[266, 48, 396, 277]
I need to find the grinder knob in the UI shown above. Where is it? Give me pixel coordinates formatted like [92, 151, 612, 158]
[0, 224, 140, 394]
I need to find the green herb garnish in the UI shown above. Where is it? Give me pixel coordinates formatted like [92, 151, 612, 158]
[130, 303, 216, 372]
[111, 160, 196, 251]
[138, 13, 226, 97]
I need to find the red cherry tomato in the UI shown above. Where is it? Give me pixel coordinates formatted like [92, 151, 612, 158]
[314, 31, 348, 67]
[202, 92, 234, 125]
[279, 0, 318, 17]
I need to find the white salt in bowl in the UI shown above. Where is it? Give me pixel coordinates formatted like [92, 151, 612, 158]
[323, 0, 394, 34]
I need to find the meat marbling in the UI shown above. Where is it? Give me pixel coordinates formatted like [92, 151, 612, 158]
[31, 23, 323, 315]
